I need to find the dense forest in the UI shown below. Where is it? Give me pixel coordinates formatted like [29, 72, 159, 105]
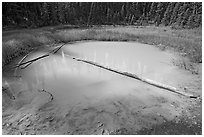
[2, 2, 202, 29]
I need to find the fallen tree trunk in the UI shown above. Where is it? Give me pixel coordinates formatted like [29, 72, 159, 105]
[17, 52, 32, 66]
[14, 51, 33, 75]
[67, 55, 196, 98]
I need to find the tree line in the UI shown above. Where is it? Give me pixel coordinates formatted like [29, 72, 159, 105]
[2, 2, 202, 29]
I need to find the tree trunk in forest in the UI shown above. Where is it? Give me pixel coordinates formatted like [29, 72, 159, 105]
[87, 2, 94, 27]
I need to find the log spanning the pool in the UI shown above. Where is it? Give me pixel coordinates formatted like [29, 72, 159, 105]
[69, 56, 196, 98]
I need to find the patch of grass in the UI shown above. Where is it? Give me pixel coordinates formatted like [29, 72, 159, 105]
[2, 31, 59, 66]
[105, 26, 202, 63]
[135, 34, 201, 63]
[53, 29, 138, 42]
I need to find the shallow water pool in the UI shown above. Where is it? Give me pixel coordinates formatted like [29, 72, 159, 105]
[13, 41, 183, 107]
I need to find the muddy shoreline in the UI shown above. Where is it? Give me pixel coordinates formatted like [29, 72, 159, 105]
[2, 95, 202, 135]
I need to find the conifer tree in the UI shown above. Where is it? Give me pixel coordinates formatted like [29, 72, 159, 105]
[182, 8, 190, 26]
[120, 4, 125, 19]
[149, 2, 157, 21]
[176, 12, 184, 27]
[87, 2, 94, 26]
[41, 3, 50, 26]
[170, 2, 181, 24]
[107, 8, 111, 23]
[187, 12, 195, 28]
[113, 12, 117, 25]
[50, 3, 58, 25]
[58, 3, 65, 24]
[154, 3, 164, 26]
[162, 3, 171, 26]
[130, 15, 135, 25]
[195, 14, 202, 27]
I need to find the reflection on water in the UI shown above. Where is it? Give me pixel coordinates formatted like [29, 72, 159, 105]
[63, 41, 174, 80]
[17, 41, 176, 106]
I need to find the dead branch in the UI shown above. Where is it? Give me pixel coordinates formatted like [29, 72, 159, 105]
[14, 54, 49, 68]
[67, 55, 197, 98]
[51, 43, 66, 54]
[13, 43, 66, 69]
[17, 52, 31, 66]
[15, 48, 37, 68]
[20, 62, 33, 69]
[14, 51, 32, 75]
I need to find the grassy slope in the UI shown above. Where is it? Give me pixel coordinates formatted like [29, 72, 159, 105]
[2, 29, 59, 66]
[2, 25, 202, 68]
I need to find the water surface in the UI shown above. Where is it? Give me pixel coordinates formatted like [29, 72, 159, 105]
[16, 41, 181, 107]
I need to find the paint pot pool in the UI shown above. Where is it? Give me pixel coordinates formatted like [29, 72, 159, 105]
[14, 41, 184, 107]
[10, 41, 186, 109]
